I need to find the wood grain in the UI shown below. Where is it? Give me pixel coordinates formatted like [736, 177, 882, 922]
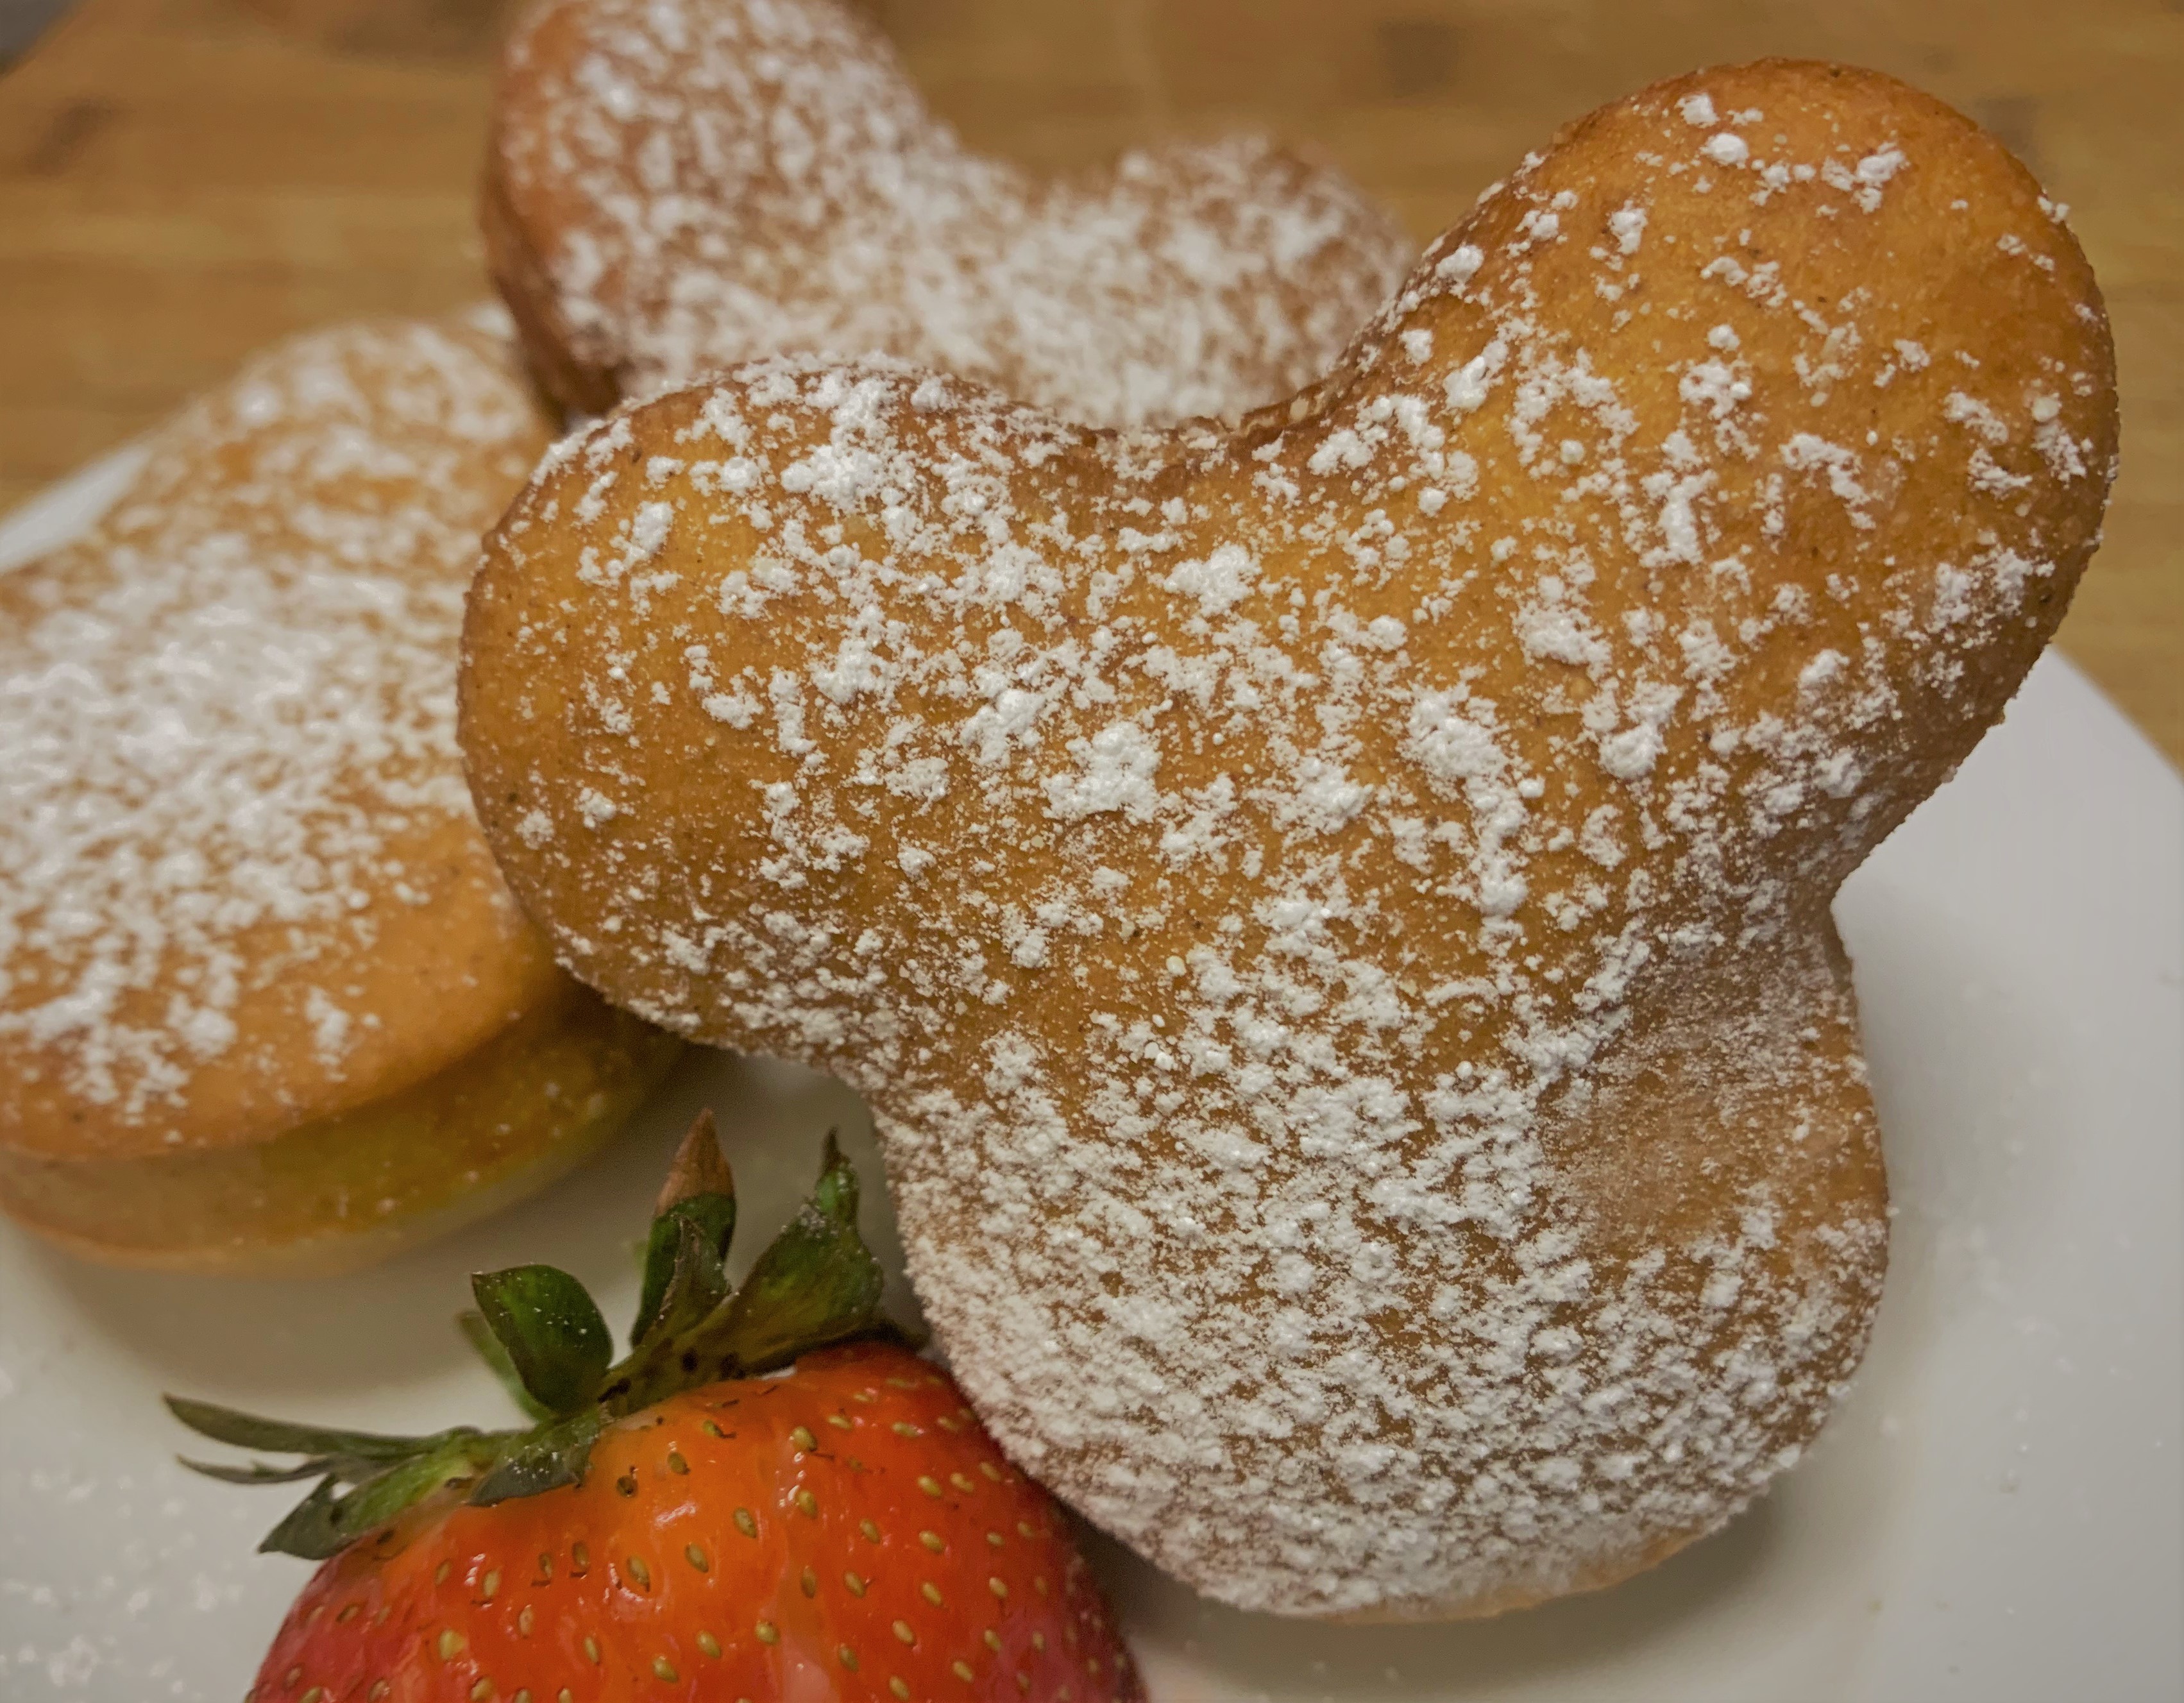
[2, 0, 2176, 761]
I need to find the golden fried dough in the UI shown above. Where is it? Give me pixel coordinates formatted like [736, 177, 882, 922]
[483, 0, 1413, 425]
[460, 63, 2115, 1615]
[0, 319, 681, 1271]
[0, 979, 668, 1275]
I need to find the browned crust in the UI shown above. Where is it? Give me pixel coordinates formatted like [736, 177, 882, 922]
[480, 111, 623, 419]
[478, 0, 1413, 422]
[0, 981, 682, 1275]
[458, 56, 2112, 1619]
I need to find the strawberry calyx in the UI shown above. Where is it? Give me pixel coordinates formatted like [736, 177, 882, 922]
[169, 1115, 897, 1559]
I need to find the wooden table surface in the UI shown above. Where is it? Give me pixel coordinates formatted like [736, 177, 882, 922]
[3, 0, 2177, 762]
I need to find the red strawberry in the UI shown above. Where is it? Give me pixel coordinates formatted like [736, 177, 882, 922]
[172, 1118, 1143, 1703]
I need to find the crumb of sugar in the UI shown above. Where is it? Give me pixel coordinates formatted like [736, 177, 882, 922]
[500, 0, 1414, 428]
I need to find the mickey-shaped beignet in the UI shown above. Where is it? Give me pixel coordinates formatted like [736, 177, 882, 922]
[0, 320, 681, 1272]
[484, 0, 1413, 425]
[462, 62, 2116, 1616]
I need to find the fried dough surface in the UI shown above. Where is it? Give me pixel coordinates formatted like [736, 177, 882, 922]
[1, 322, 682, 1245]
[485, 0, 1414, 425]
[461, 63, 2115, 1616]
[0, 982, 675, 1275]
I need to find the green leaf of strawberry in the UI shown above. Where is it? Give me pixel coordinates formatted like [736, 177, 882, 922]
[632, 1205, 733, 1351]
[709, 1131, 885, 1371]
[170, 1115, 894, 1559]
[262, 1432, 500, 1561]
[464, 1403, 604, 1507]
[164, 1399, 507, 1557]
[454, 1307, 553, 1422]
[172, 1455, 336, 1488]
[162, 1398, 445, 1464]
[468, 1262, 613, 1416]
[171, 1115, 1144, 1699]
[631, 1107, 738, 1349]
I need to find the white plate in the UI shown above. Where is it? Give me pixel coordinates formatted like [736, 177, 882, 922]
[1, 451, 2178, 1703]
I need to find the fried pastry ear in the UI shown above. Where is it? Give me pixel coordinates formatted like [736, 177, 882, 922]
[0, 318, 682, 1271]
[462, 60, 2115, 1619]
[482, 0, 1413, 425]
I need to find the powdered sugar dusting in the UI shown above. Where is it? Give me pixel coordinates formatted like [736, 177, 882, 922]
[0, 324, 543, 1138]
[466, 65, 2115, 1618]
[494, 0, 1414, 427]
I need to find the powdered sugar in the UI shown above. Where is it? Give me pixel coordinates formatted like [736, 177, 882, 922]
[0, 323, 543, 1137]
[465, 67, 2115, 1618]
[493, 0, 1414, 427]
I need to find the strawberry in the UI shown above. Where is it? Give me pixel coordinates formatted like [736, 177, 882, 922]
[171, 1119, 1143, 1703]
